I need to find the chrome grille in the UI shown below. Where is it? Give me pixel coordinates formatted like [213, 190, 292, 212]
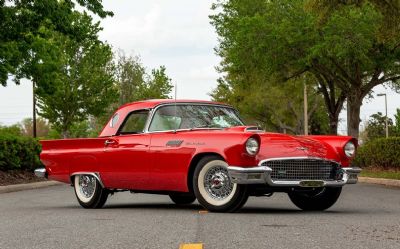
[261, 158, 339, 181]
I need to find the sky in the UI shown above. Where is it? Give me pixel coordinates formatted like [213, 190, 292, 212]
[0, 0, 399, 135]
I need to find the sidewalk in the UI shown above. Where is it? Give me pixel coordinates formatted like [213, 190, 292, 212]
[358, 177, 400, 188]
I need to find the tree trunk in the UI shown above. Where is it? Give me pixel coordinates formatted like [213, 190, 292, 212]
[347, 93, 362, 138]
[62, 129, 70, 138]
[328, 116, 339, 135]
[314, 75, 346, 135]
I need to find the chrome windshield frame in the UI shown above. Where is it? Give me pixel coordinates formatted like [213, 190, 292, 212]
[143, 102, 244, 134]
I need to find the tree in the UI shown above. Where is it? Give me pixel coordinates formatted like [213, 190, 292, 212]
[210, 0, 400, 138]
[363, 112, 394, 141]
[115, 52, 173, 104]
[19, 117, 49, 137]
[211, 74, 329, 134]
[393, 108, 400, 136]
[93, 51, 173, 134]
[0, 124, 22, 136]
[144, 66, 174, 99]
[306, 0, 400, 41]
[0, 0, 112, 86]
[34, 14, 116, 138]
[115, 52, 146, 105]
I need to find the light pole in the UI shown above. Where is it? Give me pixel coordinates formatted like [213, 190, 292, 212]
[304, 82, 308, 135]
[33, 81, 37, 138]
[377, 93, 388, 138]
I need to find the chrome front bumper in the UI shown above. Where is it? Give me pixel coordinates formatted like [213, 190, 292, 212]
[228, 166, 361, 187]
[34, 168, 47, 178]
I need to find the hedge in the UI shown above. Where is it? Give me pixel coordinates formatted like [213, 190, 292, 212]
[353, 137, 400, 169]
[0, 134, 42, 171]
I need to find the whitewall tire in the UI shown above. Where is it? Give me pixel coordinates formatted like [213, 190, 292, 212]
[193, 156, 248, 212]
[73, 174, 109, 209]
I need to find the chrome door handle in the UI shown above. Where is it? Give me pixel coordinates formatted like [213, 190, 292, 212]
[105, 140, 116, 145]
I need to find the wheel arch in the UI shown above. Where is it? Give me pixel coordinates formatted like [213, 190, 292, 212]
[70, 172, 105, 188]
[187, 152, 225, 193]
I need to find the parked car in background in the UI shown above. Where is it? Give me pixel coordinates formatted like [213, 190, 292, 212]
[35, 99, 361, 212]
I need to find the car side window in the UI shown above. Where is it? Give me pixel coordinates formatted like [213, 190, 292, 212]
[149, 106, 182, 132]
[118, 110, 149, 135]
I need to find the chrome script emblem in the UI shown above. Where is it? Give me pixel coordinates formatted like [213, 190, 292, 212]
[296, 147, 308, 151]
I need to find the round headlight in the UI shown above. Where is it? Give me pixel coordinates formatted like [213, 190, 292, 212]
[344, 141, 356, 158]
[246, 137, 259, 156]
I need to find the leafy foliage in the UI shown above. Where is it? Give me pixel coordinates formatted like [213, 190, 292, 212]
[211, 73, 329, 134]
[305, 0, 400, 41]
[0, 0, 112, 86]
[210, 0, 400, 137]
[0, 124, 22, 136]
[361, 108, 400, 141]
[0, 134, 42, 171]
[33, 13, 117, 138]
[115, 52, 173, 105]
[19, 117, 50, 138]
[354, 137, 400, 169]
[92, 51, 174, 135]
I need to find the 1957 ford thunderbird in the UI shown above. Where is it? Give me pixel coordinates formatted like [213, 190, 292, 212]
[35, 99, 361, 212]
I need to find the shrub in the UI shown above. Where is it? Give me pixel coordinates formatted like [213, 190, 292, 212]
[353, 137, 400, 169]
[0, 134, 42, 171]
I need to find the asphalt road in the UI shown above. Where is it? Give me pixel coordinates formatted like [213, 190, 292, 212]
[0, 183, 399, 249]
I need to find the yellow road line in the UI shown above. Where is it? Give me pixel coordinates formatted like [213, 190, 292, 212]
[198, 210, 208, 214]
[179, 243, 203, 249]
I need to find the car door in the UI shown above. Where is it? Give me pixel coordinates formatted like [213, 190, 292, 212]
[147, 105, 197, 192]
[101, 109, 151, 190]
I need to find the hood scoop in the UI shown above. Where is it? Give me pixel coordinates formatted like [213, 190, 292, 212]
[227, 126, 265, 132]
[245, 126, 265, 132]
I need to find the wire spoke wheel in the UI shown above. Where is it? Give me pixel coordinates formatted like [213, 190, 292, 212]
[73, 174, 109, 209]
[193, 156, 248, 212]
[203, 165, 234, 200]
[78, 175, 96, 199]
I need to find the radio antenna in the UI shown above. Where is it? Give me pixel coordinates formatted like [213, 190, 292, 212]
[174, 83, 177, 133]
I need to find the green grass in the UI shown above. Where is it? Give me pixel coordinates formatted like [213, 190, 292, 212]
[360, 169, 400, 180]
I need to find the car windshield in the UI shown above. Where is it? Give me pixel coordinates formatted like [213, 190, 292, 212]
[148, 104, 244, 132]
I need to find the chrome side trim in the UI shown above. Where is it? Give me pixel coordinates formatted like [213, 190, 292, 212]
[34, 168, 47, 178]
[70, 172, 105, 188]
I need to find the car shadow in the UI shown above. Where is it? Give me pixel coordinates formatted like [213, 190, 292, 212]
[55, 203, 374, 215]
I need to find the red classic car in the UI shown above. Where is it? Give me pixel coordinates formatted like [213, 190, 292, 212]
[35, 99, 361, 212]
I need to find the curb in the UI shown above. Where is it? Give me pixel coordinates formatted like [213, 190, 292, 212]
[0, 181, 62, 194]
[359, 177, 400, 188]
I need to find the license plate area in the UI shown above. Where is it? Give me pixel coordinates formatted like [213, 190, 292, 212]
[299, 180, 324, 187]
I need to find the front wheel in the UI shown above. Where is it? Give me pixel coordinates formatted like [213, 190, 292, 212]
[73, 174, 109, 209]
[193, 156, 248, 212]
[288, 187, 342, 211]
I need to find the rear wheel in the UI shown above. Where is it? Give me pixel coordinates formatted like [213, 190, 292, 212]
[73, 174, 109, 209]
[169, 193, 196, 205]
[193, 156, 248, 212]
[288, 187, 342, 211]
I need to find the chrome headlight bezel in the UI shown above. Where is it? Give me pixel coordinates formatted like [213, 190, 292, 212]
[344, 141, 356, 158]
[245, 137, 259, 156]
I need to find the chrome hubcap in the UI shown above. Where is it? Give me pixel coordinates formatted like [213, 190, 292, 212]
[78, 175, 96, 199]
[204, 166, 233, 200]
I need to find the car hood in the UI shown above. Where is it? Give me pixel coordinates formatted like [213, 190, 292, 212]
[255, 132, 332, 160]
[223, 126, 334, 160]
